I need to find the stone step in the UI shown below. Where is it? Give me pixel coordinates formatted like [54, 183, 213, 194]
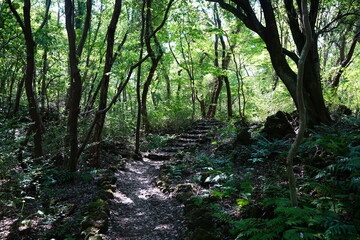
[146, 119, 223, 161]
[145, 152, 174, 160]
[194, 125, 213, 130]
[180, 133, 207, 139]
[168, 141, 198, 148]
[195, 120, 222, 126]
[158, 146, 186, 152]
[186, 129, 209, 134]
[176, 138, 201, 143]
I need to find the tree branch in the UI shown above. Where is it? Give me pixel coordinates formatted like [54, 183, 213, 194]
[7, 0, 25, 31]
[332, 30, 360, 87]
[283, 48, 299, 64]
[38, 0, 51, 30]
[76, 0, 92, 58]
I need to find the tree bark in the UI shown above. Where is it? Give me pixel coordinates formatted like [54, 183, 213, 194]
[286, 0, 312, 207]
[139, 0, 173, 138]
[223, 75, 233, 119]
[40, 49, 48, 112]
[8, 0, 44, 158]
[207, 0, 331, 127]
[90, 0, 122, 167]
[64, 0, 91, 171]
[13, 73, 25, 115]
[331, 30, 360, 88]
[207, 4, 233, 119]
[135, 0, 146, 155]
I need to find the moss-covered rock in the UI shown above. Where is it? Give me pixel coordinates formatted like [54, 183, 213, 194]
[101, 183, 117, 192]
[175, 183, 194, 193]
[176, 191, 193, 203]
[156, 179, 172, 193]
[87, 199, 109, 214]
[80, 211, 108, 233]
[81, 226, 99, 239]
[175, 183, 194, 203]
[94, 189, 114, 201]
[88, 235, 103, 240]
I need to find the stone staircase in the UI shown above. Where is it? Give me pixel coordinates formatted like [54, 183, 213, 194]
[144, 119, 223, 161]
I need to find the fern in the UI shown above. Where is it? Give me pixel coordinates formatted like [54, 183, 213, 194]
[231, 218, 262, 236]
[283, 228, 322, 240]
[275, 206, 319, 226]
[263, 197, 290, 207]
[318, 214, 359, 240]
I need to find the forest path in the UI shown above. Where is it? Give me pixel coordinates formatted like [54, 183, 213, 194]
[106, 120, 223, 240]
[106, 158, 186, 240]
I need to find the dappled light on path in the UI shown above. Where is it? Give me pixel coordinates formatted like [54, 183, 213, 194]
[106, 158, 186, 240]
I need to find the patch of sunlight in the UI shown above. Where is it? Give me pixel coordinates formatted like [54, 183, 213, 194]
[114, 191, 134, 204]
[154, 224, 173, 230]
[137, 189, 154, 200]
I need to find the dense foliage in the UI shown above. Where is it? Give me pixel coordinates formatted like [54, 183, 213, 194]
[0, 0, 359, 238]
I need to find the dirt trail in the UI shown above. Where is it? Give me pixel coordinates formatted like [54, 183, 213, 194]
[106, 120, 223, 240]
[106, 158, 186, 240]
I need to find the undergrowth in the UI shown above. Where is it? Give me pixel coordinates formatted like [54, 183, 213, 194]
[166, 116, 360, 239]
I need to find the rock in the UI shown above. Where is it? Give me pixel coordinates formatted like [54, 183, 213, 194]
[156, 179, 173, 193]
[88, 235, 103, 240]
[81, 226, 100, 239]
[108, 164, 119, 172]
[175, 183, 194, 193]
[102, 184, 117, 192]
[94, 189, 114, 200]
[262, 111, 294, 139]
[175, 183, 194, 202]
[235, 125, 251, 145]
[103, 170, 117, 184]
[80, 211, 109, 233]
[176, 191, 193, 203]
[337, 105, 352, 116]
[87, 199, 109, 215]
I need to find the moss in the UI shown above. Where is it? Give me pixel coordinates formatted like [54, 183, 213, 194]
[80, 211, 108, 233]
[94, 189, 114, 201]
[87, 199, 109, 214]
[88, 235, 103, 240]
[176, 191, 193, 203]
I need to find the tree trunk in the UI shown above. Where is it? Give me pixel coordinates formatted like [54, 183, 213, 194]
[6, 63, 19, 116]
[63, 0, 92, 171]
[223, 75, 233, 119]
[40, 49, 48, 112]
[331, 30, 360, 88]
[139, 0, 173, 135]
[8, 0, 44, 158]
[207, 0, 331, 127]
[13, 73, 25, 115]
[207, 4, 233, 119]
[90, 0, 122, 167]
[262, 29, 330, 127]
[135, 0, 146, 155]
[64, 0, 84, 171]
[207, 76, 223, 119]
[286, 0, 312, 207]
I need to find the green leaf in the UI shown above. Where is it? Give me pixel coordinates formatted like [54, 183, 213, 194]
[236, 198, 250, 207]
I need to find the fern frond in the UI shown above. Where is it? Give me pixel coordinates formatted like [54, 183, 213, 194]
[275, 206, 318, 226]
[283, 228, 323, 240]
[321, 216, 358, 238]
[324, 223, 357, 237]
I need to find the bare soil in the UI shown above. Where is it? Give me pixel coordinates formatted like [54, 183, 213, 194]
[105, 158, 187, 240]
